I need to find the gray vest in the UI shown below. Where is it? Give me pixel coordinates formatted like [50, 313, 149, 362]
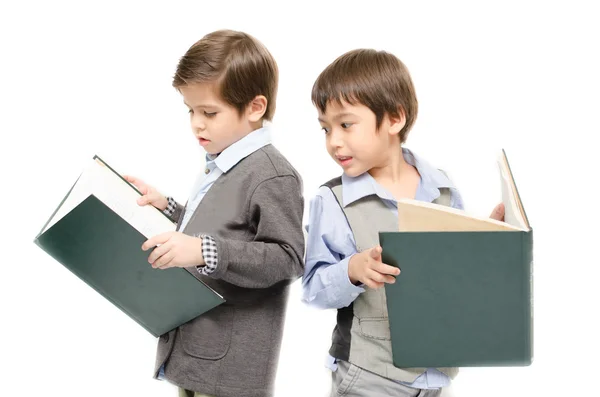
[324, 176, 459, 383]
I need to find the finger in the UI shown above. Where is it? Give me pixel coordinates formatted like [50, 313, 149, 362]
[124, 175, 148, 194]
[373, 262, 401, 276]
[366, 269, 387, 283]
[367, 269, 396, 284]
[364, 279, 385, 289]
[489, 203, 505, 221]
[137, 191, 162, 206]
[158, 255, 176, 270]
[369, 246, 382, 260]
[142, 232, 172, 251]
[147, 243, 171, 265]
[137, 193, 154, 206]
[156, 252, 175, 270]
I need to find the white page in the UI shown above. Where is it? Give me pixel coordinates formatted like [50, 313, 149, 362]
[43, 159, 175, 238]
[497, 153, 528, 231]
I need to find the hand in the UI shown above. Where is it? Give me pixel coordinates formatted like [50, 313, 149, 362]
[348, 246, 400, 289]
[141, 232, 205, 270]
[123, 175, 168, 211]
[489, 203, 505, 221]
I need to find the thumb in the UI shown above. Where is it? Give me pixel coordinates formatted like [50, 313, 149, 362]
[369, 246, 382, 260]
[490, 203, 505, 221]
[137, 192, 158, 206]
[124, 175, 148, 194]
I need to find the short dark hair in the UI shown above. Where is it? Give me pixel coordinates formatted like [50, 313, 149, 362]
[173, 30, 278, 121]
[312, 49, 418, 142]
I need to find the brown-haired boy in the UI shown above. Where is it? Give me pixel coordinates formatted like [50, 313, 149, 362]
[302, 49, 504, 397]
[126, 30, 304, 397]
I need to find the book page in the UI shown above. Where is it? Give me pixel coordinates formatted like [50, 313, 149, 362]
[396, 150, 529, 233]
[43, 158, 175, 238]
[397, 198, 523, 232]
[498, 151, 530, 230]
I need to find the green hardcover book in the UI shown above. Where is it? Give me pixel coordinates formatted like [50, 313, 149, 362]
[34, 156, 225, 337]
[380, 149, 533, 367]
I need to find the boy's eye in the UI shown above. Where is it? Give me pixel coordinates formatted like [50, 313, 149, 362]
[204, 111, 217, 118]
[341, 122, 352, 129]
[321, 127, 330, 134]
[188, 109, 193, 114]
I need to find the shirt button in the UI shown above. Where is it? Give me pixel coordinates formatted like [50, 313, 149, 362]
[205, 168, 210, 174]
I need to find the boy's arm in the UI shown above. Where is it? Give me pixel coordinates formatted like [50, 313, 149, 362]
[301, 187, 365, 310]
[162, 196, 184, 224]
[207, 175, 305, 289]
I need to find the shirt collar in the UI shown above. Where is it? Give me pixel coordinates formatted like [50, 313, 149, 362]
[206, 126, 272, 173]
[341, 147, 455, 207]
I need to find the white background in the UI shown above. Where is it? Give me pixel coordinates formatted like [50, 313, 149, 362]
[1, 1, 599, 396]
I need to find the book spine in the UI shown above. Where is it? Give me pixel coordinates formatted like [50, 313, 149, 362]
[523, 230, 534, 364]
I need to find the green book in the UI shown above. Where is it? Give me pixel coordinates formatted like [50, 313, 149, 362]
[380, 149, 533, 367]
[34, 156, 225, 337]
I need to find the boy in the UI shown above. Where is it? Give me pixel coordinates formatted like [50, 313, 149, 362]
[126, 30, 305, 397]
[302, 49, 504, 397]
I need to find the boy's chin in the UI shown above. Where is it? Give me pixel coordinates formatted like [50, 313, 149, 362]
[342, 167, 367, 178]
[203, 144, 223, 156]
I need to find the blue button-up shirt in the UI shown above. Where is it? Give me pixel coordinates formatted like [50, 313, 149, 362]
[301, 148, 464, 389]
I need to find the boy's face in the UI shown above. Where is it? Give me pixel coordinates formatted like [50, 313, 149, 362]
[318, 101, 402, 177]
[180, 83, 256, 155]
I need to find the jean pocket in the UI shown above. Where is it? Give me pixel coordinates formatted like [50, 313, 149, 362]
[334, 360, 362, 396]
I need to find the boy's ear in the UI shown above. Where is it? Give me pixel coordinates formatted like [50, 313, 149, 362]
[246, 95, 268, 122]
[387, 107, 407, 136]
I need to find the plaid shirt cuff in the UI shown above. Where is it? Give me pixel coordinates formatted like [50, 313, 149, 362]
[196, 235, 218, 275]
[162, 196, 177, 217]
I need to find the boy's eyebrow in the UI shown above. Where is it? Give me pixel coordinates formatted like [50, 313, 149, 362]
[318, 112, 357, 123]
[183, 101, 219, 109]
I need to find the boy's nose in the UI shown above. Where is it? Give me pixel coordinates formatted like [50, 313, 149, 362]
[191, 116, 206, 132]
[328, 130, 343, 148]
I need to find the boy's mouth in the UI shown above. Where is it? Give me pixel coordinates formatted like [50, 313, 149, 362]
[336, 156, 353, 167]
[199, 138, 211, 147]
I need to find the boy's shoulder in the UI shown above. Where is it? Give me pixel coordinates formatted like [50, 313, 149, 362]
[321, 176, 342, 189]
[401, 148, 454, 187]
[238, 144, 302, 184]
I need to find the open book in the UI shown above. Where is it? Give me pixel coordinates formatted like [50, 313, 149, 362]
[41, 156, 176, 238]
[380, 149, 533, 367]
[397, 149, 531, 232]
[34, 156, 225, 337]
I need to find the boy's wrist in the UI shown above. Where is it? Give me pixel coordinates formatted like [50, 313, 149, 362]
[157, 197, 168, 211]
[348, 253, 362, 285]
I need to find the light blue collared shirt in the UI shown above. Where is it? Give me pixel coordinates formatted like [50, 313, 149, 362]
[179, 126, 273, 231]
[301, 148, 464, 390]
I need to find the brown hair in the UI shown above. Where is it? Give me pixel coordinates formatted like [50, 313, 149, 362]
[173, 30, 278, 121]
[311, 49, 418, 142]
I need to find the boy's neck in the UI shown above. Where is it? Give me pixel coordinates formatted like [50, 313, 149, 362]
[368, 142, 407, 182]
[210, 123, 265, 158]
[368, 145, 420, 199]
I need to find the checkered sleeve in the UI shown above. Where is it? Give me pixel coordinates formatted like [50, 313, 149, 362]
[162, 196, 178, 217]
[196, 234, 218, 275]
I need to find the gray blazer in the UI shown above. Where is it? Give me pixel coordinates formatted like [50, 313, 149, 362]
[155, 145, 305, 397]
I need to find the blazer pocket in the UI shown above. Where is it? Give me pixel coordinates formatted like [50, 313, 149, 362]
[180, 305, 234, 360]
